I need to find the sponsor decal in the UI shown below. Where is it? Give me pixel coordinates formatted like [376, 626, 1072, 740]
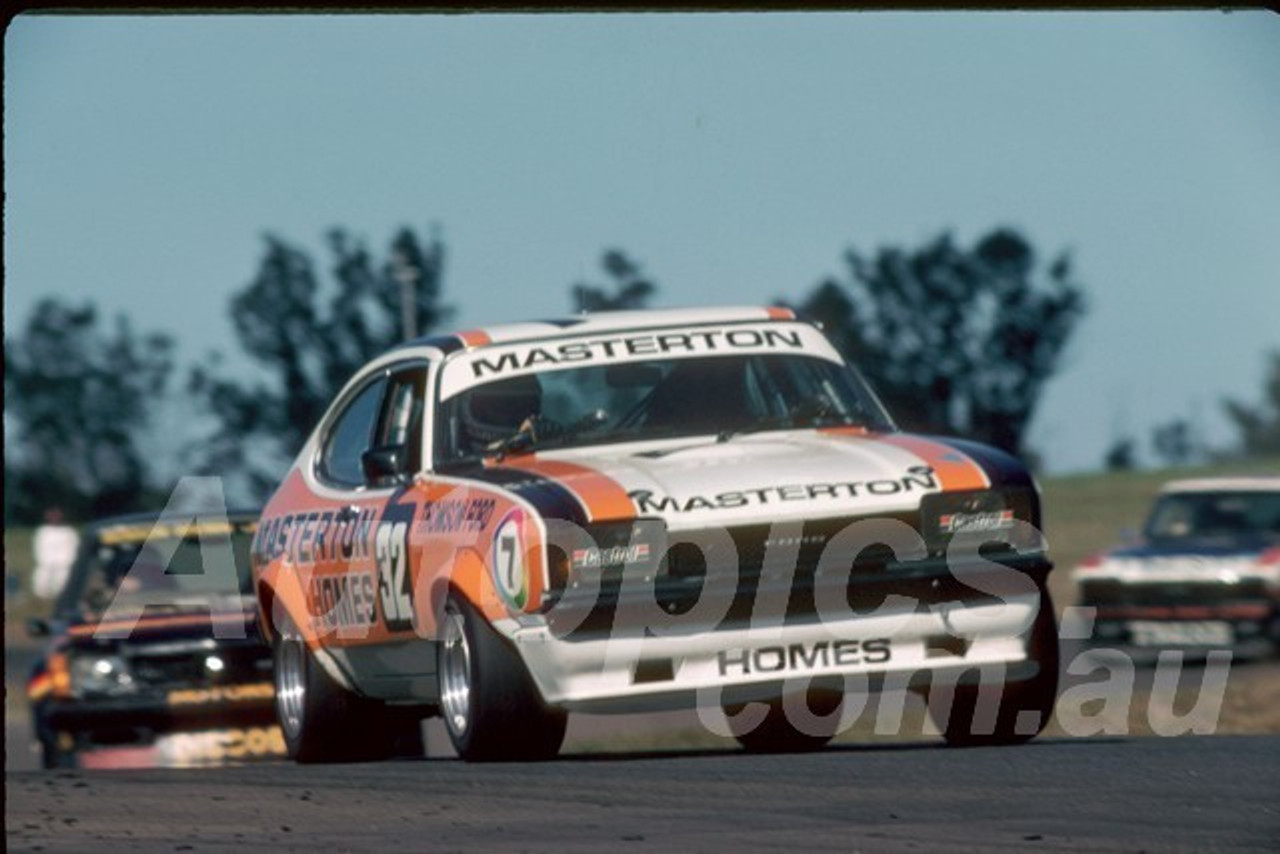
[439, 322, 843, 399]
[470, 327, 806, 379]
[572, 543, 651, 571]
[629, 467, 938, 513]
[415, 497, 496, 534]
[716, 638, 892, 677]
[158, 726, 286, 765]
[166, 682, 275, 706]
[492, 508, 528, 609]
[254, 507, 378, 567]
[309, 570, 378, 633]
[939, 509, 1015, 534]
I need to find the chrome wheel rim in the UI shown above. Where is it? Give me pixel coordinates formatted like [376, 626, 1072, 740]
[440, 605, 472, 738]
[276, 634, 305, 739]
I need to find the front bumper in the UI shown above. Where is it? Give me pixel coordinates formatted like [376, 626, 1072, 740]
[1078, 574, 1280, 655]
[1086, 602, 1280, 657]
[509, 556, 1053, 712]
[36, 683, 278, 757]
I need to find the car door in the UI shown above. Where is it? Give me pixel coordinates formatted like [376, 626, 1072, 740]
[301, 361, 436, 690]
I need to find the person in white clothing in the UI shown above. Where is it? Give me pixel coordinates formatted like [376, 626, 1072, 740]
[32, 507, 80, 600]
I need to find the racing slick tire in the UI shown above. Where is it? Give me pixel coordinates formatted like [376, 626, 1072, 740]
[438, 590, 567, 762]
[727, 688, 843, 753]
[929, 586, 1060, 748]
[273, 619, 418, 763]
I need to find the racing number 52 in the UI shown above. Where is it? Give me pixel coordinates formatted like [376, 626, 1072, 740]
[376, 521, 413, 631]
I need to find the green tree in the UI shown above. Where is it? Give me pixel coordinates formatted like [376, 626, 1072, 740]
[792, 228, 1086, 457]
[1104, 437, 1137, 472]
[571, 249, 656, 312]
[188, 226, 451, 499]
[4, 299, 175, 523]
[1152, 417, 1196, 467]
[1223, 351, 1280, 457]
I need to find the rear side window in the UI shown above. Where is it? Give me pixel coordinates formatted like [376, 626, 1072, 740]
[373, 367, 428, 476]
[318, 377, 387, 487]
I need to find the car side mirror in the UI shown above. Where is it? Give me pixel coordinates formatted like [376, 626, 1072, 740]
[361, 445, 405, 485]
[26, 617, 51, 638]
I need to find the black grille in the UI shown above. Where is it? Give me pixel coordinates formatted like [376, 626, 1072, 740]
[549, 514, 1047, 639]
[1079, 579, 1270, 607]
[665, 512, 923, 581]
[125, 643, 270, 689]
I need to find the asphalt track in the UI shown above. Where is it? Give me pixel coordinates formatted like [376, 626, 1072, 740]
[6, 735, 1278, 852]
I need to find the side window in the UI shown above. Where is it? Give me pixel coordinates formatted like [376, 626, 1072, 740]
[318, 377, 387, 487]
[373, 367, 427, 475]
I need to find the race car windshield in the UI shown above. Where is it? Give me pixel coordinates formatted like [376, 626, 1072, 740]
[437, 353, 893, 463]
[60, 527, 257, 621]
[1144, 491, 1280, 542]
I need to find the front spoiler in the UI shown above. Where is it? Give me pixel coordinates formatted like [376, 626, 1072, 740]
[510, 572, 1049, 713]
[39, 690, 277, 732]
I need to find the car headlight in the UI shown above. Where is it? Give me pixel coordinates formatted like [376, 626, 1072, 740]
[543, 519, 667, 605]
[68, 653, 137, 697]
[919, 487, 1041, 556]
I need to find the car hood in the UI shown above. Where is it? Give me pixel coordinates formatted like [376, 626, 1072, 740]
[64, 601, 263, 648]
[487, 430, 1002, 528]
[1107, 535, 1276, 562]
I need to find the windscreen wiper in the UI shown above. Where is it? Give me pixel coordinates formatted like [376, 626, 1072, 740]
[716, 397, 854, 443]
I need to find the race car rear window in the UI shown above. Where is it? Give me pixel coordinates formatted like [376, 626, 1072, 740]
[1145, 491, 1280, 540]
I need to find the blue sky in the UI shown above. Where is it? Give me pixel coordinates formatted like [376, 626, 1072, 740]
[6, 11, 1279, 475]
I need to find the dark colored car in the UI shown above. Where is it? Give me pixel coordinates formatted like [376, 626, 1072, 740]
[26, 510, 284, 768]
[1073, 477, 1280, 659]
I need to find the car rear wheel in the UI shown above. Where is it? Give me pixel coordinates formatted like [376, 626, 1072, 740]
[438, 591, 566, 761]
[274, 619, 422, 762]
[39, 736, 76, 769]
[726, 688, 843, 753]
[930, 588, 1060, 747]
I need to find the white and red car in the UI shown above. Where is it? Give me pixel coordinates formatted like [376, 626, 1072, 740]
[1074, 477, 1280, 658]
[251, 306, 1059, 761]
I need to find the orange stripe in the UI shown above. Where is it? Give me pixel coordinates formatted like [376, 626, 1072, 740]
[766, 306, 796, 320]
[818, 425, 872, 438]
[71, 612, 249, 638]
[503, 457, 635, 522]
[457, 329, 492, 347]
[879, 434, 989, 491]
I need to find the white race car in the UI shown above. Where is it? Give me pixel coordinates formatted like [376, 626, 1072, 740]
[251, 306, 1058, 761]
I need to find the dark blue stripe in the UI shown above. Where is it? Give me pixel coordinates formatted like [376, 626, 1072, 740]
[928, 436, 1036, 491]
[461, 466, 588, 526]
[388, 333, 467, 356]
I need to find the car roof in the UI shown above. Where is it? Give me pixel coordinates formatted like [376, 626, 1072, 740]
[86, 509, 260, 535]
[398, 305, 799, 353]
[1160, 476, 1280, 494]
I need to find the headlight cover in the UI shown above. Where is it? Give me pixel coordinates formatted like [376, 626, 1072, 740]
[543, 519, 667, 606]
[920, 487, 1041, 556]
[68, 653, 137, 698]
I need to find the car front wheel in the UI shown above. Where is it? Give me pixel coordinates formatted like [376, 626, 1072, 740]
[438, 591, 566, 761]
[929, 588, 1060, 747]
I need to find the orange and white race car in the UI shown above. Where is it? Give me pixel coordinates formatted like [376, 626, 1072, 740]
[251, 306, 1058, 761]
